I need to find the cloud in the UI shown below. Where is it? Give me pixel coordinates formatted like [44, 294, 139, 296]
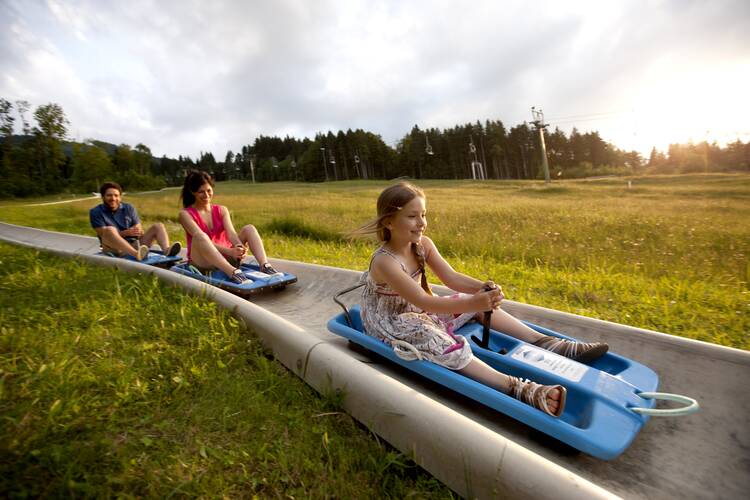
[1, 0, 748, 158]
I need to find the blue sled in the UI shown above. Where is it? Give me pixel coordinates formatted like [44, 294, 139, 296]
[171, 262, 297, 296]
[327, 305, 659, 460]
[98, 249, 182, 268]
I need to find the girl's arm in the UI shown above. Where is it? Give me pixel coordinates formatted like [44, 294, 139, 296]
[371, 252, 500, 314]
[421, 236, 485, 293]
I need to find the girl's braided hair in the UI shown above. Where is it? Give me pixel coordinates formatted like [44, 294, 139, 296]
[350, 181, 432, 295]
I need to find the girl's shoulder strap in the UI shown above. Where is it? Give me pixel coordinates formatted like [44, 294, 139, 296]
[369, 246, 408, 273]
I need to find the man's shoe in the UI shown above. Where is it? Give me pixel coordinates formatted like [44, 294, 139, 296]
[167, 242, 182, 257]
[136, 245, 150, 261]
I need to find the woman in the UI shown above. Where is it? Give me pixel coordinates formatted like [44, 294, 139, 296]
[178, 170, 279, 284]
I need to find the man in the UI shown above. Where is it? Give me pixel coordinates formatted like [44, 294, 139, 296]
[90, 181, 181, 261]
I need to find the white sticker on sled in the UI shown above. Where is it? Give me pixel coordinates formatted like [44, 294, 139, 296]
[511, 345, 588, 382]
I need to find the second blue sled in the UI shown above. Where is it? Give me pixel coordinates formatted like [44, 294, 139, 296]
[171, 262, 297, 296]
[98, 249, 182, 268]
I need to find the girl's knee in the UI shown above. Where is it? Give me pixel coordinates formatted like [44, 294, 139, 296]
[241, 224, 259, 237]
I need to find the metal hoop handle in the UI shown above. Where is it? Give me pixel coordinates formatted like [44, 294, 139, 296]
[631, 392, 700, 417]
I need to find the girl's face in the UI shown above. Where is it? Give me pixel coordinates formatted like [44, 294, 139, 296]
[386, 196, 427, 244]
[192, 183, 213, 204]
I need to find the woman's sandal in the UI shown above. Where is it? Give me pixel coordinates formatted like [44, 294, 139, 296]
[534, 336, 609, 363]
[507, 376, 567, 417]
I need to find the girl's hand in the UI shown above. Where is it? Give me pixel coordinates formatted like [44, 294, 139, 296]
[481, 280, 498, 292]
[471, 286, 504, 311]
[480, 281, 505, 308]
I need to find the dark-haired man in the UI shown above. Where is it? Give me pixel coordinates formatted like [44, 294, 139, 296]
[90, 182, 181, 261]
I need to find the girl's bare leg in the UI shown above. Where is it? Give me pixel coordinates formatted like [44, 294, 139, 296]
[459, 358, 562, 414]
[480, 306, 608, 362]
[480, 307, 546, 343]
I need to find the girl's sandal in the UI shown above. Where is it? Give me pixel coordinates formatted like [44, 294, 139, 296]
[534, 336, 609, 363]
[507, 376, 567, 417]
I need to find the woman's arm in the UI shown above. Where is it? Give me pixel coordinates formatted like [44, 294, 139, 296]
[371, 252, 499, 314]
[219, 206, 247, 259]
[421, 236, 485, 293]
[219, 206, 243, 246]
[178, 209, 205, 238]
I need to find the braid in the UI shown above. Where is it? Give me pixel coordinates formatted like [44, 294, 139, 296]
[412, 242, 433, 296]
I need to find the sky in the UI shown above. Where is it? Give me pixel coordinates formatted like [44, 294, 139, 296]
[1, 0, 749, 160]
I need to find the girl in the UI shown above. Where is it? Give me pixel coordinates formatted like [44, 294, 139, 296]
[178, 170, 280, 284]
[353, 182, 608, 417]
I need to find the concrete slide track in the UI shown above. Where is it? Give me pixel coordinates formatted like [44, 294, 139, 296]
[1, 221, 748, 499]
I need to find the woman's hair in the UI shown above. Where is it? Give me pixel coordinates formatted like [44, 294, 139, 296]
[99, 181, 122, 197]
[180, 170, 215, 208]
[351, 181, 432, 295]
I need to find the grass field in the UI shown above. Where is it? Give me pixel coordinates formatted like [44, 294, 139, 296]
[1, 174, 748, 496]
[2, 174, 748, 349]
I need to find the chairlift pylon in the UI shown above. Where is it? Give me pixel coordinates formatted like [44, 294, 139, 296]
[425, 135, 434, 155]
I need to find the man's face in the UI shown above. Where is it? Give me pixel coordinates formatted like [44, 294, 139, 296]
[102, 188, 121, 211]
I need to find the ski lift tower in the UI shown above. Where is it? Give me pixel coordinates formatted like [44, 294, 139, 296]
[469, 136, 485, 180]
[354, 152, 364, 179]
[531, 106, 551, 184]
[320, 147, 330, 181]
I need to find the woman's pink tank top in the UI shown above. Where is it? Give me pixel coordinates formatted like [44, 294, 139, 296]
[184, 205, 233, 260]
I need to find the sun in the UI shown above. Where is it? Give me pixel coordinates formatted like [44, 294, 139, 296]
[629, 58, 750, 154]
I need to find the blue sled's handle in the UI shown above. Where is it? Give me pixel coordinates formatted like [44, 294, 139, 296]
[471, 283, 496, 349]
[631, 392, 700, 417]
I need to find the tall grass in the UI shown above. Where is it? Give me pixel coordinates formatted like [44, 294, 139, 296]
[4, 174, 744, 348]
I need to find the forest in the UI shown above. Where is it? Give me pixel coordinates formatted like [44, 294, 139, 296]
[1, 97, 748, 197]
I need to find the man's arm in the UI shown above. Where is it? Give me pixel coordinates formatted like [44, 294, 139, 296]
[119, 204, 143, 237]
[120, 223, 143, 238]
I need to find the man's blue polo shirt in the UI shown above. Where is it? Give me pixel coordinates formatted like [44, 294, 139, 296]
[90, 202, 141, 243]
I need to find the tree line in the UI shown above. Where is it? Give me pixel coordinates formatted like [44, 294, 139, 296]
[1, 98, 748, 197]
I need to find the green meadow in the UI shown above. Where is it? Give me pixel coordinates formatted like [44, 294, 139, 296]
[2, 174, 748, 348]
[1, 174, 748, 496]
